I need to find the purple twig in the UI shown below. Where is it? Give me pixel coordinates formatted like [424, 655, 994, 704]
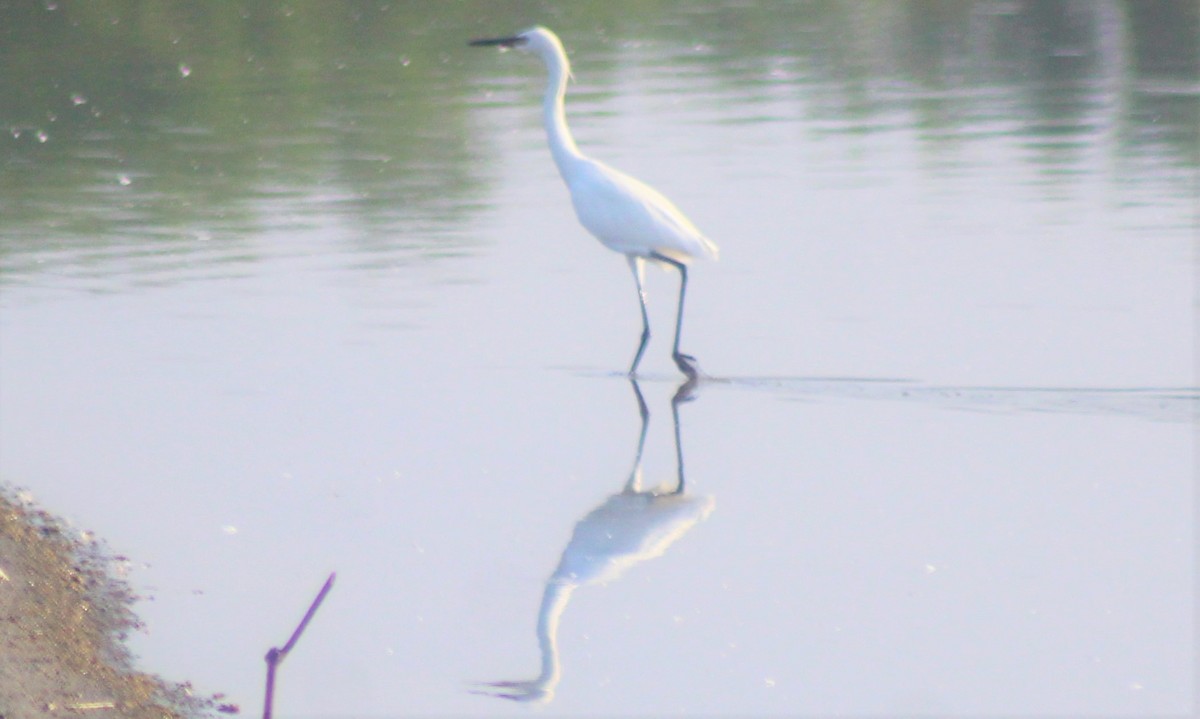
[263, 572, 336, 719]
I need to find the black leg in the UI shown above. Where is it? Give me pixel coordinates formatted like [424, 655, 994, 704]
[669, 375, 699, 494]
[651, 253, 699, 378]
[623, 377, 650, 492]
[626, 256, 650, 376]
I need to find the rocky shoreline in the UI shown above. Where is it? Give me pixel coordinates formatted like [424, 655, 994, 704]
[0, 488, 230, 718]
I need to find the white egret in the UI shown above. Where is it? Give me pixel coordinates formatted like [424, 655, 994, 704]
[470, 26, 718, 378]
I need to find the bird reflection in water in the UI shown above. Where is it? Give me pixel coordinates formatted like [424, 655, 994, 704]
[472, 377, 715, 703]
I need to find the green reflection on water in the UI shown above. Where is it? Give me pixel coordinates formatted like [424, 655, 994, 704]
[2, 2, 491, 249]
[1, 1, 1196, 281]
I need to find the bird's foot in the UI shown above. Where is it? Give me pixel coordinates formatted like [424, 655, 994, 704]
[673, 375, 700, 404]
[673, 352, 702, 379]
[469, 679, 552, 703]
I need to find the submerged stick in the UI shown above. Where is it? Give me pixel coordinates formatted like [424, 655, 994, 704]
[263, 572, 336, 719]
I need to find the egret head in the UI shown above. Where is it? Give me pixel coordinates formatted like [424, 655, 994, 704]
[469, 26, 567, 69]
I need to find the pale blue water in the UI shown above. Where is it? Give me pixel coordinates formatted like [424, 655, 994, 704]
[1, 2, 1196, 715]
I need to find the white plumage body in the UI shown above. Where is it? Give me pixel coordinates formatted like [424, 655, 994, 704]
[564, 158, 718, 264]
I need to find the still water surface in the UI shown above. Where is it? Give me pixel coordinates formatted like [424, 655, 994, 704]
[1, 1, 1196, 715]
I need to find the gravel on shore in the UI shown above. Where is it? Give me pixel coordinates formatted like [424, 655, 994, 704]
[0, 488, 233, 718]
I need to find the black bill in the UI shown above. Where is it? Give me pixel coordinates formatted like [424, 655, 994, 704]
[469, 35, 525, 48]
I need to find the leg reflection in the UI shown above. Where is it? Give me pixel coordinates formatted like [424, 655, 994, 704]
[473, 377, 714, 703]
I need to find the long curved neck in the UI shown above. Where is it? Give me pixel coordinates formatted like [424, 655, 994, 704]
[532, 580, 574, 695]
[540, 46, 583, 177]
